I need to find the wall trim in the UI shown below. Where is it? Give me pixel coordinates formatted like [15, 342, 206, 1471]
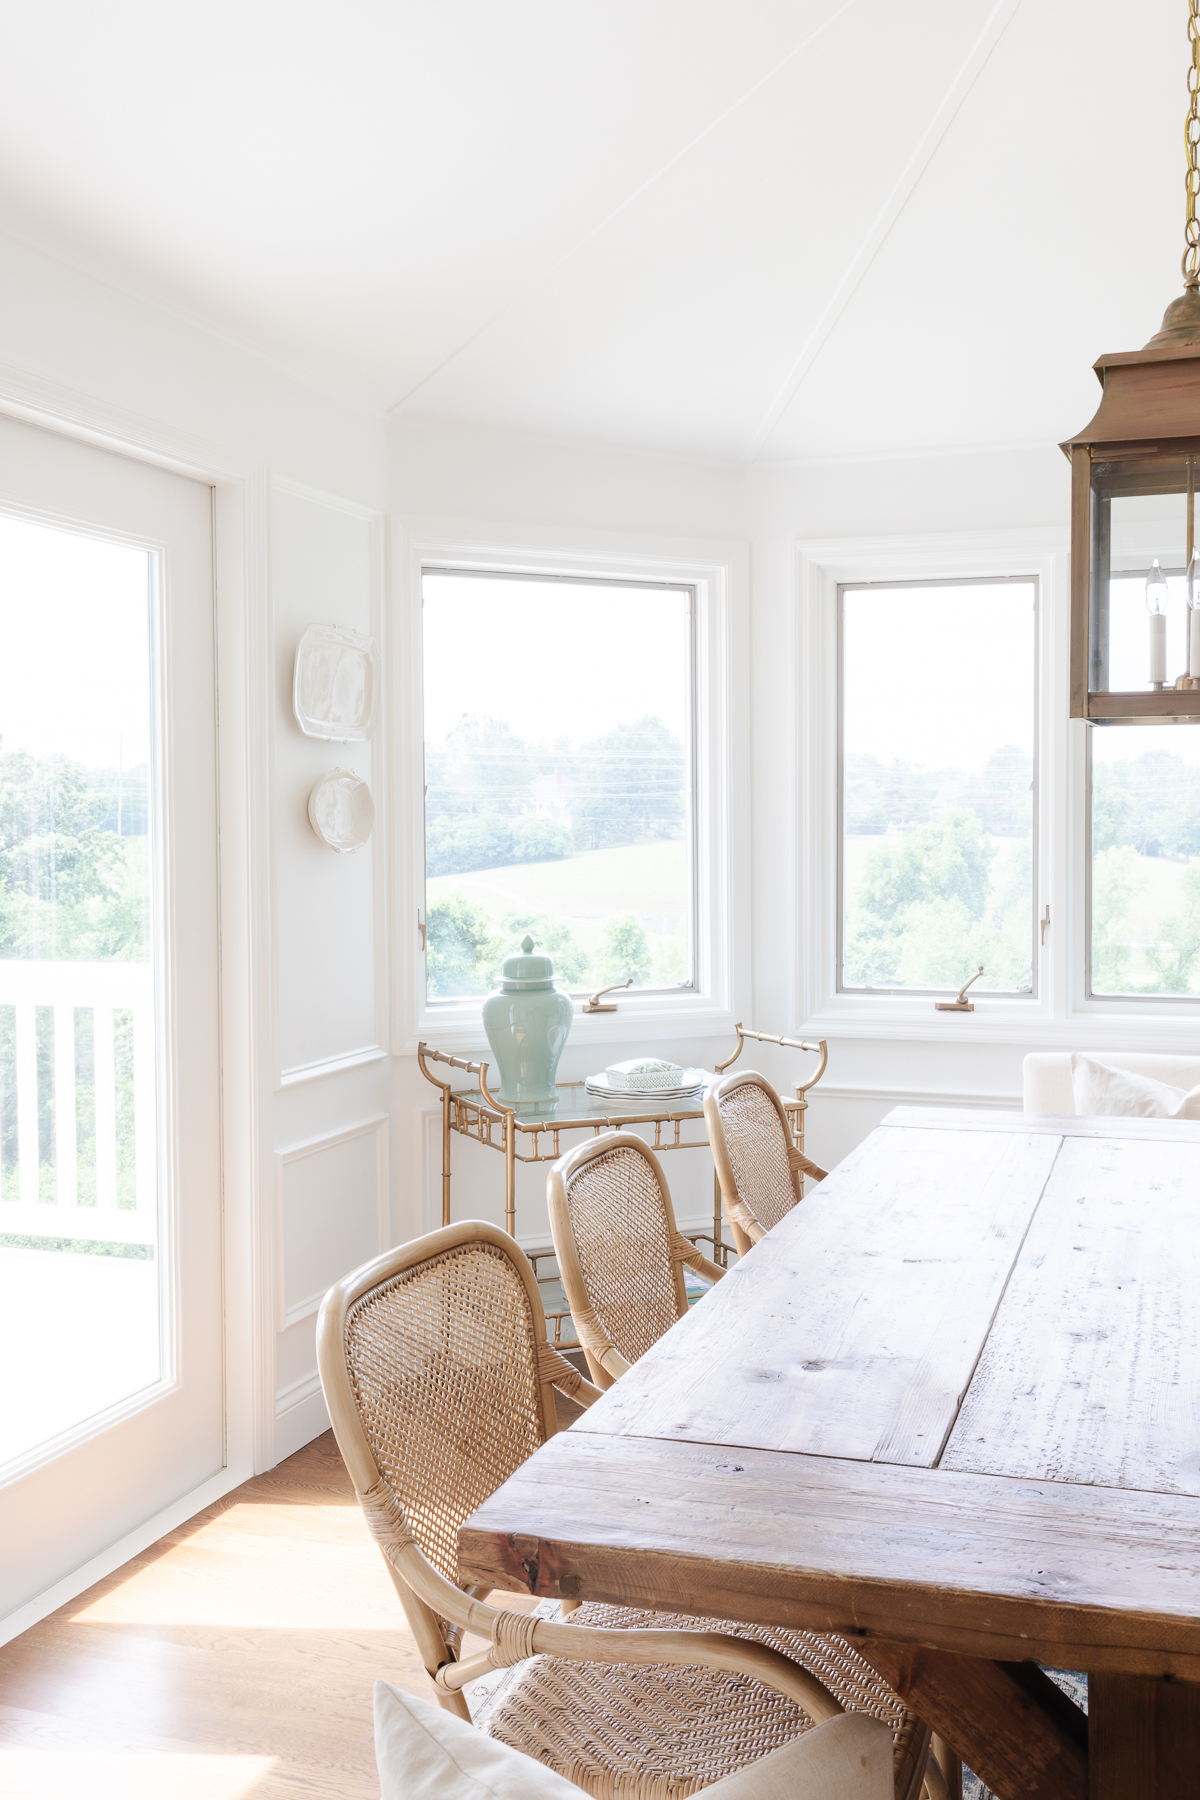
[274, 1371, 331, 1463]
[279, 1045, 388, 1087]
[813, 1084, 1022, 1110]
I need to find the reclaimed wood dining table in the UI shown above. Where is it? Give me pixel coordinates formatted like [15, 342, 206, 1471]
[458, 1106, 1200, 1800]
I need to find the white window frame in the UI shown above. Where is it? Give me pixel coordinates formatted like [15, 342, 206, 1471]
[393, 517, 750, 1053]
[798, 527, 1200, 1048]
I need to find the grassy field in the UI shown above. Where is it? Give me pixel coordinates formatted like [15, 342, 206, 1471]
[426, 839, 688, 964]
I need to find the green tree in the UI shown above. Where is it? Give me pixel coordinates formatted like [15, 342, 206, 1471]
[857, 809, 994, 927]
[844, 810, 1017, 991]
[425, 715, 536, 821]
[1091, 845, 1146, 994]
[509, 817, 571, 863]
[425, 893, 503, 997]
[498, 912, 591, 988]
[598, 913, 652, 986]
[0, 749, 148, 961]
[1145, 861, 1200, 993]
[962, 745, 1033, 837]
[572, 718, 684, 851]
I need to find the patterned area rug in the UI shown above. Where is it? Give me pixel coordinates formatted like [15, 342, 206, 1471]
[963, 1670, 1087, 1799]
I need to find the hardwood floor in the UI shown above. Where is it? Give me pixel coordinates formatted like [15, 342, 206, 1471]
[0, 1431, 509, 1799]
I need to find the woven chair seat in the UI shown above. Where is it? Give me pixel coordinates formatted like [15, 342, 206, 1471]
[484, 1601, 927, 1799]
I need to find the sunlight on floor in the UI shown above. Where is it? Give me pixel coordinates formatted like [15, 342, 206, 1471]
[68, 1499, 403, 1632]
[1, 1747, 276, 1799]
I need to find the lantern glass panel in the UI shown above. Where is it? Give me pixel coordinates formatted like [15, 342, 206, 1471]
[1090, 457, 1193, 693]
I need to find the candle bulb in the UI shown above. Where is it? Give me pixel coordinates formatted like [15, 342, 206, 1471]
[1189, 550, 1200, 679]
[1147, 558, 1169, 686]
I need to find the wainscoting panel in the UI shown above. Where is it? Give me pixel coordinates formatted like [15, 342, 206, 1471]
[274, 1116, 390, 1334]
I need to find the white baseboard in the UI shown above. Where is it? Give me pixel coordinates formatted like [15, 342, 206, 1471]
[815, 1084, 1022, 1110]
[0, 1462, 249, 1648]
[274, 1371, 330, 1462]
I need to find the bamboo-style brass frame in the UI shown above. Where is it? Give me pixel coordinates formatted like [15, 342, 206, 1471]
[417, 1024, 827, 1340]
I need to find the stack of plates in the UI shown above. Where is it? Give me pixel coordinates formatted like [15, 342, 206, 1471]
[584, 1066, 707, 1102]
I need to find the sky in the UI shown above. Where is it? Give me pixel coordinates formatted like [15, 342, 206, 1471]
[842, 582, 1036, 776]
[0, 511, 151, 769]
[421, 574, 689, 747]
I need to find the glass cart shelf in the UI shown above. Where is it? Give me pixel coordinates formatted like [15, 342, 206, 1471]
[417, 1026, 827, 1347]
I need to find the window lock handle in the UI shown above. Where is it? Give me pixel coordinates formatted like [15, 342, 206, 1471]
[583, 978, 633, 1014]
[934, 966, 984, 1013]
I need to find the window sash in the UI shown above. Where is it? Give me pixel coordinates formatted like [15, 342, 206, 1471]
[835, 574, 1040, 1001]
[419, 565, 701, 1008]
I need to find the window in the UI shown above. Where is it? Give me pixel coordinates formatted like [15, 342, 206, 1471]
[1090, 721, 1200, 997]
[839, 578, 1037, 997]
[421, 571, 695, 1004]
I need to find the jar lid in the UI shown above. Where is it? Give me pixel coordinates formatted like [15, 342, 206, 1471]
[498, 935, 557, 991]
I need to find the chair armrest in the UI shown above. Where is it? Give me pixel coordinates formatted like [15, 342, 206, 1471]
[788, 1147, 828, 1182]
[537, 1341, 604, 1407]
[439, 1601, 845, 1725]
[365, 1484, 846, 1729]
[671, 1233, 726, 1286]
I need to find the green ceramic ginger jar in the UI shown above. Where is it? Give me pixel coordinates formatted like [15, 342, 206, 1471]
[482, 936, 574, 1105]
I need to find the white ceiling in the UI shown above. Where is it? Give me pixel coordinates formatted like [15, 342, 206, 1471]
[0, 1, 1187, 459]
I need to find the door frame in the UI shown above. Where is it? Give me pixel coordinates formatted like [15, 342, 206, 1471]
[0, 364, 276, 1643]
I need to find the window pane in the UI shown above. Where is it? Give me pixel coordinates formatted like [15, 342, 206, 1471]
[840, 581, 1037, 995]
[0, 512, 158, 1468]
[1090, 723, 1200, 996]
[422, 573, 693, 1001]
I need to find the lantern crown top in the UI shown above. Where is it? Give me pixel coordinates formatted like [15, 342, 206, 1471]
[1143, 287, 1200, 353]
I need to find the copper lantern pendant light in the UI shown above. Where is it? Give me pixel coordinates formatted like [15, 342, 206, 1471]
[1063, 0, 1200, 722]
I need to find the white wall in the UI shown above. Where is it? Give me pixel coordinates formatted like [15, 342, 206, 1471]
[0, 229, 390, 1471]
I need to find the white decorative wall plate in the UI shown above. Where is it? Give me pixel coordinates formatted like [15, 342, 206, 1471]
[293, 624, 380, 741]
[307, 769, 375, 853]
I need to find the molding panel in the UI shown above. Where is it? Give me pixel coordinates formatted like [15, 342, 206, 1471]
[272, 479, 387, 1086]
[274, 1116, 389, 1334]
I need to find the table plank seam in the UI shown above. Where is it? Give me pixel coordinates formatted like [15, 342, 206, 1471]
[928, 1131, 1066, 1469]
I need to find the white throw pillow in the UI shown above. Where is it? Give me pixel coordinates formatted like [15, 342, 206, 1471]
[375, 1681, 893, 1799]
[1071, 1053, 1200, 1121]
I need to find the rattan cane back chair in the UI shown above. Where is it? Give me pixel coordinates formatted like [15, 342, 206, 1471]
[318, 1220, 933, 1798]
[545, 1144, 936, 1800]
[547, 1132, 726, 1390]
[704, 1068, 826, 1257]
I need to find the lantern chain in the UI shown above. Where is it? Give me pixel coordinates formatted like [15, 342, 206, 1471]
[1186, 0, 1200, 287]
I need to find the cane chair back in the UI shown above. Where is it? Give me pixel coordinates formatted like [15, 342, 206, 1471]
[342, 1230, 548, 1585]
[705, 1069, 810, 1256]
[318, 1220, 932, 1799]
[548, 1133, 726, 1389]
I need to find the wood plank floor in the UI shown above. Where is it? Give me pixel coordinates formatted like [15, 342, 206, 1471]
[0, 1431, 526, 1800]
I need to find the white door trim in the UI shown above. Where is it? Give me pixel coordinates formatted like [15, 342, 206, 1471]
[0, 359, 276, 1642]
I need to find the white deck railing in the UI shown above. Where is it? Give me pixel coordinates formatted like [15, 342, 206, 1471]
[0, 960, 156, 1247]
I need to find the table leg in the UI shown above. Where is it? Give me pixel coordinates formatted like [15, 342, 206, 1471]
[857, 1642, 1087, 1800]
[1089, 1672, 1200, 1798]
